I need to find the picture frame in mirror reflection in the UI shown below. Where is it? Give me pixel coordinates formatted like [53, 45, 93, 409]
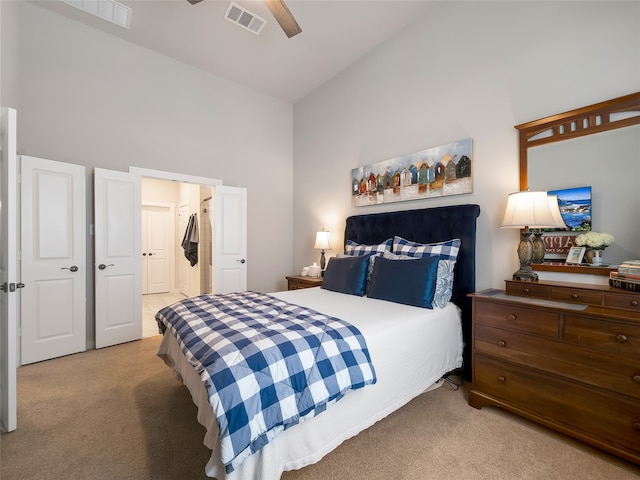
[566, 246, 586, 264]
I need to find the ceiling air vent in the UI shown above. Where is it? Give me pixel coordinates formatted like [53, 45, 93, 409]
[61, 0, 131, 29]
[224, 2, 267, 35]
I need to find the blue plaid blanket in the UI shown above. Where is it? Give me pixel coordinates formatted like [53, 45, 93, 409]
[156, 291, 376, 473]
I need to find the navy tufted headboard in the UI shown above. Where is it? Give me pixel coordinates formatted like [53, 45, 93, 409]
[344, 204, 481, 381]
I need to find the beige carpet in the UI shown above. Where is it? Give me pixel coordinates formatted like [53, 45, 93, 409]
[1, 337, 638, 480]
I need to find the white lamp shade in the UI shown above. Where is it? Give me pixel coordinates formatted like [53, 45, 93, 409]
[501, 191, 565, 229]
[314, 230, 331, 250]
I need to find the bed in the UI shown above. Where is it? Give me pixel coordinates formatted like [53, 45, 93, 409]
[156, 203, 480, 480]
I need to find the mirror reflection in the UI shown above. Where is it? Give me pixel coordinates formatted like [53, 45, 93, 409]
[527, 124, 640, 266]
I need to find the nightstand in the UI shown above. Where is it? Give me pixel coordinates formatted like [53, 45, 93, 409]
[286, 275, 323, 290]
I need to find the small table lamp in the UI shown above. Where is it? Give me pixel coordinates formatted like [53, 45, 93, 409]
[501, 191, 565, 281]
[314, 229, 331, 270]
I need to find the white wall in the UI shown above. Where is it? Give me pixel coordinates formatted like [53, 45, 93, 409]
[293, 1, 640, 290]
[1, 1, 294, 302]
[141, 177, 180, 205]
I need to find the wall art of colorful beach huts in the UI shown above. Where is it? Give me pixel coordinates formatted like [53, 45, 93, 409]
[351, 138, 472, 207]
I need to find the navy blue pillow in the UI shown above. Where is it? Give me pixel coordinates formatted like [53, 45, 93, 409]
[321, 253, 372, 296]
[367, 255, 439, 308]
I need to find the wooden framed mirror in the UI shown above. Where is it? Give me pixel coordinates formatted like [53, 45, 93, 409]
[515, 91, 640, 274]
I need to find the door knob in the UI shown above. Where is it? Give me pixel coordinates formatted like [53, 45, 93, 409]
[98, 263, 114, 270]
[0, 282, 20, 292]
[236, 259, 246, 264]
[142, 253, 147, 256]
[61, 266, 79, 272]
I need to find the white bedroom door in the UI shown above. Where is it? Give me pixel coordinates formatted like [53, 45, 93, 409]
[20, 155, 86, 365]
[212, 186, 247, 294]
[141, 204, 173, 295]
[94, 168, 142, 348]
[0, 107, 18, 432]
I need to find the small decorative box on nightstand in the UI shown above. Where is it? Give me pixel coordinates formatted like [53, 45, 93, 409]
[286, 275, 323, 290]
[469, 279, 640, 465]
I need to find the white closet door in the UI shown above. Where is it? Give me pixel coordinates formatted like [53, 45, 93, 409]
[20, 155, 86, 365]
[0, 107, 18, 432]
[94, 168, 141, 348]
[212, 186, 247, 294]
[141, 207, 149, 294]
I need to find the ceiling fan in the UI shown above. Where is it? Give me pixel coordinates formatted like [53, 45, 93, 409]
[187, 0, 302, 38]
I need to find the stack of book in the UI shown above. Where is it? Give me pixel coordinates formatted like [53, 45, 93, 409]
[609, 260, 640, 292]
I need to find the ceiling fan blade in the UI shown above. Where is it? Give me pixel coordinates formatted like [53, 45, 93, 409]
[264, 0, 302, 38]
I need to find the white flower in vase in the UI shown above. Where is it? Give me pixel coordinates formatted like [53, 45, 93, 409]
[575, 231, 614, 265]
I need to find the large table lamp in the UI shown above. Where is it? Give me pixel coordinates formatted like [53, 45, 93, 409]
[501, 191, 565, 281]
[530, 194, 566, 263]
[314, 229, 331, 270]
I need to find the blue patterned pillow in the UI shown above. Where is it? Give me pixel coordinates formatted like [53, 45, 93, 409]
[392, 236, 460, 262]
[367, 255, 439, 308]
[345, 238, 393, 255]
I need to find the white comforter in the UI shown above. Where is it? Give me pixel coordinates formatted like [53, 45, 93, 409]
[157, 287, 464, 480]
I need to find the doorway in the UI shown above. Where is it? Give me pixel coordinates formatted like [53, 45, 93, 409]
[140, 177, 213, 337]
[141, 291, 186, 337]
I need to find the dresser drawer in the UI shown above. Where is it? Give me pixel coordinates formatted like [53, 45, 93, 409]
[505, 280, 610, 307]
[474, 300, 559, 337]
[474, 355, 640, 457]
[550, 286, 602, 305]
[475, 324, 640, 399]
[564, 315, 640, 356]
[286, 276, 323, 290]
[604, 291, 640, 312]
[505, 281, 551, 299]
[288, 280, 306, 290]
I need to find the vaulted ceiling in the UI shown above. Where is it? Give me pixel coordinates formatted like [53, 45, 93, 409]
[31, 0, 436, 103]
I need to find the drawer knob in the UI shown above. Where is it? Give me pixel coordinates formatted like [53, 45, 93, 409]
[631, 300, 638, 307]
[497, 376, 506, 383]
[571, 293, 578, 299]
[633, 375, 640, 384]
[616, 334, 629, 343]
[523, 288, 530, 294]
[498, 340, 507, 348]
[507, 314, 517, 321]
[633, 422, 640, 432]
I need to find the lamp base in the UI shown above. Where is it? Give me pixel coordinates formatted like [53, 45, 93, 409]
[513, 231, 538, 281]
[531, 232, 545, 264]
[512, 267, 539, 282]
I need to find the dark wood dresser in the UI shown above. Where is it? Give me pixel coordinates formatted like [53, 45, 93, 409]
[469, 279, 640, 464]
